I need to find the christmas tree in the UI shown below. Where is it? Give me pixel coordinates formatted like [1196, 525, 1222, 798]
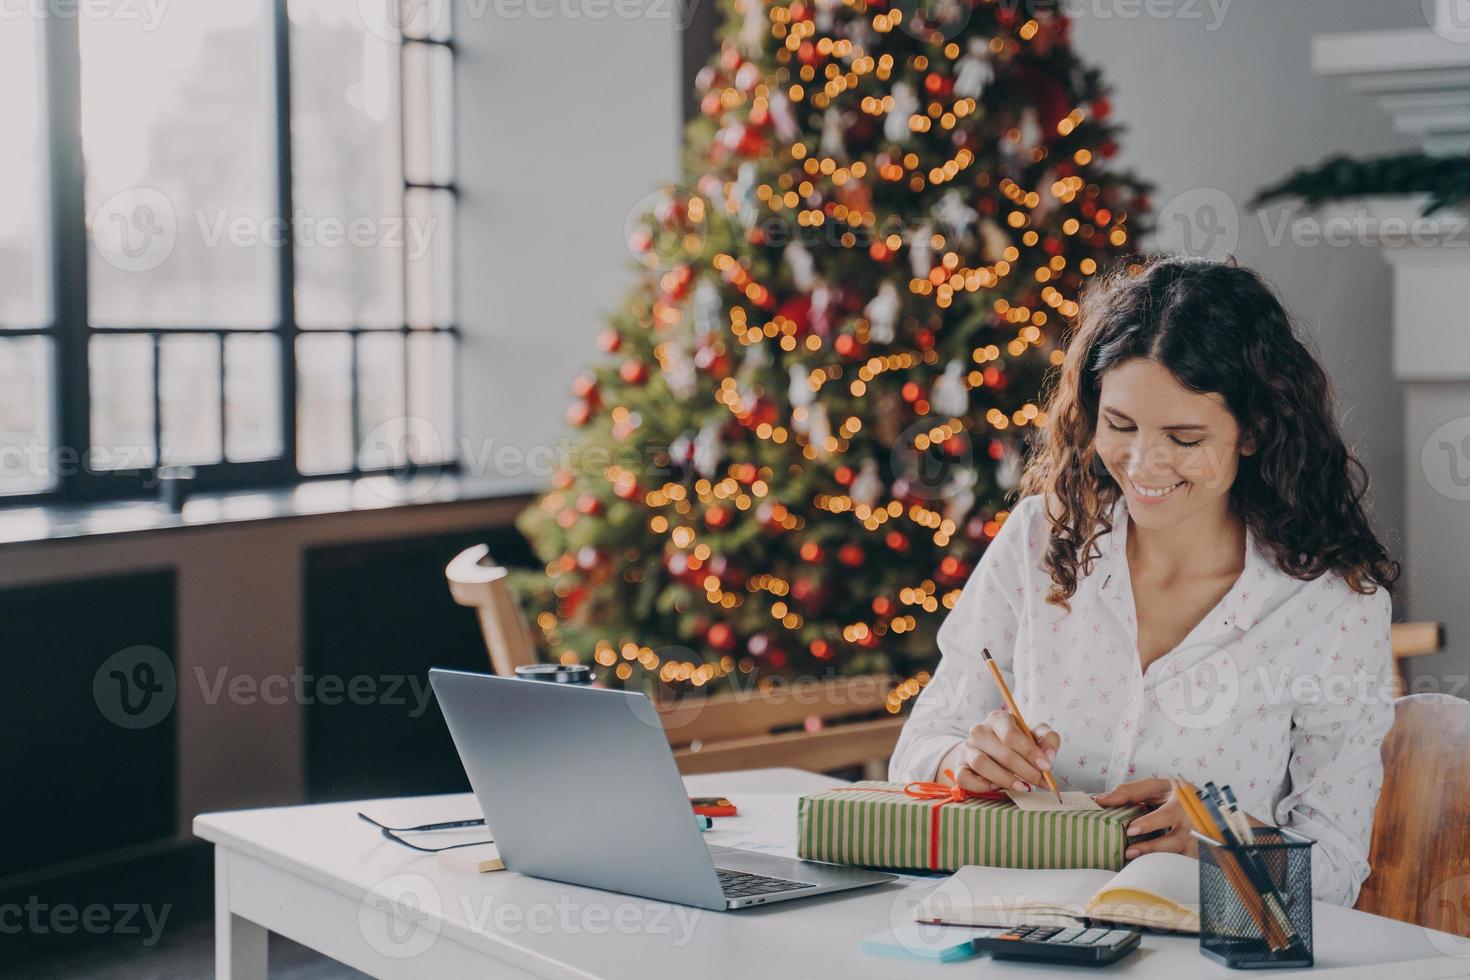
[513, 0, 1152, 706]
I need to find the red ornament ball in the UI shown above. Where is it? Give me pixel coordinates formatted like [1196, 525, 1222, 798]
[619, 359, 648, 385]
[707, 622, 736, 652]
[570, 372, 598, 399]
[838, 543, 865, 567]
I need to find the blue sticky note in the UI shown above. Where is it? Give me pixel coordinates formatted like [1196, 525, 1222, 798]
[859, 922, 985, 962]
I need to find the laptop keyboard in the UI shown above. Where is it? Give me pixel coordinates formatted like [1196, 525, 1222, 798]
[716, 868, 816, 898]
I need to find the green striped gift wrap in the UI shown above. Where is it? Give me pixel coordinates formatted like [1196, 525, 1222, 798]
[796, 781, 1146, 873]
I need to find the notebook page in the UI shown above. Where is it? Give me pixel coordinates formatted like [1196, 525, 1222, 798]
[1085, 852, 1201, 931]
[912, 865, 1116, 927]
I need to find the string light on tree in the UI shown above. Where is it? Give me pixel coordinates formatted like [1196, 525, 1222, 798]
[513, 0, 1152, 694]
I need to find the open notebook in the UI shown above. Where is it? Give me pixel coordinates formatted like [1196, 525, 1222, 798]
[912, 853, 1201, 933]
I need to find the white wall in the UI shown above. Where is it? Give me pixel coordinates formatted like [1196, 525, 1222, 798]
[454, 0, 682, 491]
[1069, 0, 1432, 619]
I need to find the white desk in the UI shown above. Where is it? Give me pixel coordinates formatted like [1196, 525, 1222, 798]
[194, 768, 1470, 979]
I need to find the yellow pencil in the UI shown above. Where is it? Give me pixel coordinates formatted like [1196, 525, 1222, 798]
[980, 647, 1062, 804]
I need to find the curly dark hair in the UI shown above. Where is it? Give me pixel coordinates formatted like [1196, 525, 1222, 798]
[1016, 254, 1400, 613]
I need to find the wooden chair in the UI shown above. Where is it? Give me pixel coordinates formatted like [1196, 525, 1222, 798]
[446, 544, 538, 678]
[446, 545, 906, 778]
[1390, 622, 1446, 696]
[1355, 693, 1470, 936]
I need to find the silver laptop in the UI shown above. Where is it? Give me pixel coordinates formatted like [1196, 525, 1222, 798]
[429, 668, 896, 911]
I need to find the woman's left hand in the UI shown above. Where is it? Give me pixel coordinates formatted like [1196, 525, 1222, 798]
[1092, 778, 1200, 861]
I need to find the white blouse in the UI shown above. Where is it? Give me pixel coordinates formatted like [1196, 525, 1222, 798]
[889, 492, 1395, 907]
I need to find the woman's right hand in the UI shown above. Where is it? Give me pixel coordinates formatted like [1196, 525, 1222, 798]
[939, 707, 1060, 793]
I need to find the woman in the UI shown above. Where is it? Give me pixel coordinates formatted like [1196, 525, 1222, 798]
[889, 255, 1401, 907]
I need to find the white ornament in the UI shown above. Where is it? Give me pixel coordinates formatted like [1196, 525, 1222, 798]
[851, 458, 883, 508]
[740, 336, 771, 381]
[733, 161, 760, 230]
[809, 281, 834, 337]
[908, 221, 934, 279]
[785, 241, 816, 292]
[865, 281, 900, 344]
[943, 468, 977, 525]
[738, 0, 767, 56]
[693, 277, 722, 339]
[735, 61, 762, 93]
[820, 106, 847, 159]
[1033, 168, 1058, 221]
[806, 404, 832, 455]
[769, 90, 799, 143]
[664, 341, 696, 400]
[931, 359, 969, 418]
[996, 441, 1022, 491]
[885, 81, 919, 144]
[1018, 106, 1044, 152]
[934, 189, 978, 243]
[933, 0, 965, 27]
[980, 218, 1011, 264]
[814, 0, 840, 33]
[954, 38, 994, 99]
[693, 421, 723, 479]
[788, 363, 815, 408]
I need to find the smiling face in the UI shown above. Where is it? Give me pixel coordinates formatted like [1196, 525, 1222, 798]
[1092, 357, 1252, 530]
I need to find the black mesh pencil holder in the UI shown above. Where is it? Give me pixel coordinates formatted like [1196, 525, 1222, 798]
[1193, 828, 1314, 969]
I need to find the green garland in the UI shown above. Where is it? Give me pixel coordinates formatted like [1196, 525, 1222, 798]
[1252, 152, 1470, 216]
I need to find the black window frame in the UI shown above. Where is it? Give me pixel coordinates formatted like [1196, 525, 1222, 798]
[10, 0, 459, 507]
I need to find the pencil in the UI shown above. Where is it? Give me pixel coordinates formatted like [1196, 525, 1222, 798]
[1176, 780, 1300, 955]
[980, 646, 1062, 804]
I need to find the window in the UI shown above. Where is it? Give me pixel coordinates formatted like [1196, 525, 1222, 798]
[0, 0, 458, 503]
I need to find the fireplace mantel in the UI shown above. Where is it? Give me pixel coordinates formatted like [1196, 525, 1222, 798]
[1313, 25, 1470, 153]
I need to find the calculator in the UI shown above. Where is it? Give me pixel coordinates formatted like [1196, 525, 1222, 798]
[972, 924, 1142, 966]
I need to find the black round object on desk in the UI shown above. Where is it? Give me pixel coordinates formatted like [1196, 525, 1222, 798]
[513, 664, 595, 685]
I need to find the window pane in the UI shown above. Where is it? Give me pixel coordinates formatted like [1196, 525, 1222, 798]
[0, 20, 49, 328]
[81, 1, 277, 327]
[405, 188, 453, 328]
[290, 0, 403, 329]
[225, 333, 283, 461]
[407, 331, 454, 463]
[90, 334, 155, 471]
[297, 333, 353, 473]
[0, 336, 54, 493]
[357, 332, 406, 469]
[402, 41, 453, 186]
[159, 334, 222, 465]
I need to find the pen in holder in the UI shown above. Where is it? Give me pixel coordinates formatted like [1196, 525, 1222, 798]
[1193, 827, 1314, 970]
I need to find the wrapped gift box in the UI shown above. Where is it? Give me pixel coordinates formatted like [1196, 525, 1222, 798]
[797, 780, 1146, 873]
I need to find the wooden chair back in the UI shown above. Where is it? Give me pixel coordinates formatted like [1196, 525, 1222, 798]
[445, 545, 904, 777]
[446, 544, 537, 677]
[1390, 622, 1446, 696]
[1355, 693, 1470, 937]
